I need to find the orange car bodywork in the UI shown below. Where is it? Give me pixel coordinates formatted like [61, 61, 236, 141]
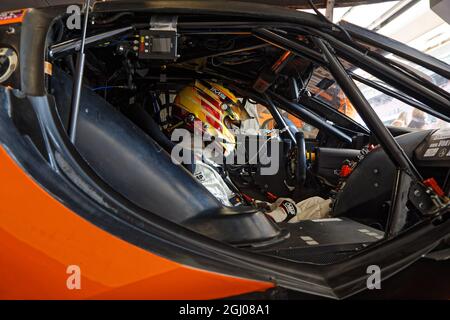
[0, 147, 273, 299]
[0, 9, 27, 26]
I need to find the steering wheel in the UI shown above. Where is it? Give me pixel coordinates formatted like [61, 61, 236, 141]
[261, 117, 307, 189]
[295, 131, 307, 187]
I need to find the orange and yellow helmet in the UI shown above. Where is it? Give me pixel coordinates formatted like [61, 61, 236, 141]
[172, 80, 245, 154]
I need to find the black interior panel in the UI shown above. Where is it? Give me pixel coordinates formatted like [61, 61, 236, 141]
[50, 68, 284, 245]
[254, 218, 384, 264]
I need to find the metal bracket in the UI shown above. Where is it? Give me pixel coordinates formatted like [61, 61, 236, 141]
[408, 182, 439, 215]
[150, 15, 178, 31]
[137, 16, 179, 60]
[325, 0, 335, 21]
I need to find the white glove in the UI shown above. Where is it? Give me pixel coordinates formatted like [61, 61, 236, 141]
[266, 197, 332, 223]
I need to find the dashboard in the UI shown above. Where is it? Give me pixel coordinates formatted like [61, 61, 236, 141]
[415, 128, 450, 167]
[332, 129, 449, 224]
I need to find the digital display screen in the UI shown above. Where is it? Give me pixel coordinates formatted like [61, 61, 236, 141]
[138, 30, 177, 59]
[152, 37, 171, 53]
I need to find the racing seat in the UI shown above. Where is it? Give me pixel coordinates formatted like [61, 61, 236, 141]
[50, 68, 285, 246]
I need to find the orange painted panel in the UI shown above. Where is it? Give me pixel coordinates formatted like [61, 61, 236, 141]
[0, 9, 27, 26]
[0, 147, 273, 299]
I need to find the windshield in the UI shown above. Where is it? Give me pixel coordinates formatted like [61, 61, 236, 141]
[308, 65, 450, 131]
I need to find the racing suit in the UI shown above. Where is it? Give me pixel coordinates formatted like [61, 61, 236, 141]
[192, 158, 331, 222]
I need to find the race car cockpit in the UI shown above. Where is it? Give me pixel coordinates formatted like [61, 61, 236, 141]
[3, 2, 448, 269]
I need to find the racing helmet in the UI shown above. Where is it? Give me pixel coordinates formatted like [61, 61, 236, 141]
[172, 80, 246, 154]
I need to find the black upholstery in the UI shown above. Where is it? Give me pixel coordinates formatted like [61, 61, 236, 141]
[50, 68, 283, 245]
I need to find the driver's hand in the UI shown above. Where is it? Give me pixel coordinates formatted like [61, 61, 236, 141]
[266, 197, 332, 223]
[266, 198, 298, 223]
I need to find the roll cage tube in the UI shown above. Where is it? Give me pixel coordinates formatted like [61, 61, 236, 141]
[308, 28, 450, 116]
[313, 37, 422, 181]
[269, 91, 353, 144]
[68, 0, 91, 143]
[350, 73, 450, 123]
[299, 96, 369, 136]
[311, 37, 448, 237]
[227, 87, 298, 143]
[49, 26, 133, 58]
[339, 20, 450, 79]
[231, 85, 352, 144]
[263, 93, 297, 143]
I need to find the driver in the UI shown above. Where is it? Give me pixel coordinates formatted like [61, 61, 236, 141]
[165, 80, 331, 222]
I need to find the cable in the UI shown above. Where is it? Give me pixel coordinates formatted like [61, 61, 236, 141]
[94, 12, 133, 25]
[91, 85, 129, 91]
